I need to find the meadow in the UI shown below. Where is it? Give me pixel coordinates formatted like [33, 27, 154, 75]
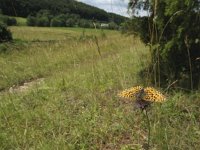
[0, 27, 199, 149]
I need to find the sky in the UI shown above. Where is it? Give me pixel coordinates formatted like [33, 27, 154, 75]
[77, 0, 131, 17]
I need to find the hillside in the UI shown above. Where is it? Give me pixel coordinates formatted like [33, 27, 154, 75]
[0, 0, 127, 25]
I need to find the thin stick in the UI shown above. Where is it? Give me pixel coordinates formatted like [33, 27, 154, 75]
[164, 80, 178, 92]
[144, 109, 151, 150]
[94, 36, 101, 57]
[93, 22, 102, 57]
[184, 35, 193, 90]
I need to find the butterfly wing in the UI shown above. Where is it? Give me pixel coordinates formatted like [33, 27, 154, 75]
[118, 86, 143, 99]
[143, 87, 166, 102]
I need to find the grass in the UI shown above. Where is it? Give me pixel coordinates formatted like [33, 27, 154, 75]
[14, 17, 27, 26]
[0, 27, 200, 149]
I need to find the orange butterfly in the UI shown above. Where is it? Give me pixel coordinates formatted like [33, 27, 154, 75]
[118, 86, 166, 103]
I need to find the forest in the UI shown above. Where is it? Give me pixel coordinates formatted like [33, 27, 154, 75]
[0, 0, 127, 28]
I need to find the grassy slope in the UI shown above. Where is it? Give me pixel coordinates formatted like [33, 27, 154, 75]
[14, 17, 27, 26]
[0, 27, 200, 149]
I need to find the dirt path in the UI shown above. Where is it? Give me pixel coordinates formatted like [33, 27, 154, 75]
[8, 78, 44, 93]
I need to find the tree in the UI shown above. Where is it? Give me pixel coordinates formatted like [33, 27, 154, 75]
[128, 0, 200, 89]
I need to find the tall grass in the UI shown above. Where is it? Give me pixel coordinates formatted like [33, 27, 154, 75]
[0, 27, 199, 149]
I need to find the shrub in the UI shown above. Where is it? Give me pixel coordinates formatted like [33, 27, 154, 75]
[0, 15, 7, 24]
[50, 17, 65, 27]
[7, 17, 17, 26]
[27, 16, 37, 26]
[0, 15, 17, 26]
[27, 10, 52, 27]
[36, 16, 50, 27]
[0, 23, 12, 43]
[95, 22, 101, 29]
[65, 18, 75, 27]
[50, 14, 72, 27]
[78, 19, 91, 28]
[108, 22, 118, 30]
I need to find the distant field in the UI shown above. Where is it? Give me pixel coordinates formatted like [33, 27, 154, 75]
[0, 27, 199, 149]
[10, 26, 116, 41]
[2, 26, 145, 90]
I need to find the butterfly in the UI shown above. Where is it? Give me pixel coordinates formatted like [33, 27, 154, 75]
[118, 86, 166, 103]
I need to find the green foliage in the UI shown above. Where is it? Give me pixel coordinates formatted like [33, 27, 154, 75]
[65, 18, 75, 27]
[0, 15, 7, 24]
[36, 16, 50, 27]
[27, 11, 52, 27]
[78, 19, 92, 28]
[0, 0, 127, 29]
[50, 17, 64, 27]
[0, 15, 17, 26]
[0, 23, 12, 43]
[108, 22, 118, 30]
[34, 10, 52, 27]
[0, 0, 127, 25]
[27, 16, 37, 26]
[128, 0, 200, 89]
[14, 17, 27, 26]
[50, 15, 73, 27]
[108, 13, 128, 25]
[6, 17, 17, 26]
[28, 12, 95, 28]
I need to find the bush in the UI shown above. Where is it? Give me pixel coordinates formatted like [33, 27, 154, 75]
[50, 18, 63, 27]
[65, 18, 75, 27]
[27, 16, 37, 26]
[51, 14, 66, 27]
[0, 15, 17, 26]
[0, 23, 12, 43]
[108, 22, 118, 30]
[27, 10, 52, 27]
[78, 19, 91, 28]
[50, 14, 78, 27]
[36, 16, 50, 27]
[95, 22, 101, 29]
[7, 17, 17, 26]
[0, 15, 7, 24]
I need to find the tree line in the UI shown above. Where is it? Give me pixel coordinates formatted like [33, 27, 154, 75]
[26, 10, 118, 29]
[0, 0, 127, 27]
